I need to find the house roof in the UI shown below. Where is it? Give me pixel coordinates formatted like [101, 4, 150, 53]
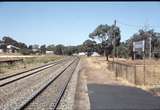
[7, 45, 20, 49]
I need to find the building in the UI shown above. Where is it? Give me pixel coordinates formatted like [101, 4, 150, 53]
[78, 52, 87, 56]
[32, 44, 39, 52]
[0, 41, 20, 53]
[7, 45, 20, 53]
[91, 52, 100, 57]
[72, 53, 78, 56]
[46, 50, 54, 54]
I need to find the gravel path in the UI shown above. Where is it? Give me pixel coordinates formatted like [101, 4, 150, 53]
[74, 58, 90, 110]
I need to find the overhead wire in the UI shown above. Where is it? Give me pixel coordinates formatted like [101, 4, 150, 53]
[116, 20, 160, 30]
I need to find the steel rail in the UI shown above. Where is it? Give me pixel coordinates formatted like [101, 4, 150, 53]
[52, 57, 80, 110]
[0, 57, 68, 81]
[0, 57, 71, 87]
[18, 57, 79, 110]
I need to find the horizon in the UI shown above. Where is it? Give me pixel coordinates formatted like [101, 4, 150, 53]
[0, 2, 160, 46]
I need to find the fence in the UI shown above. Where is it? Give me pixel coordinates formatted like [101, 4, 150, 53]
[0, 59, 23, 65]
[0, 59, 24, 73]
[108, 61, 160, 85]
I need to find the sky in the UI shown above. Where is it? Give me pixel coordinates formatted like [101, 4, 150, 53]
[0, 2, 160, 46]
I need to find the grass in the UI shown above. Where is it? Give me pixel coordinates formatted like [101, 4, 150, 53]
[0, 55, 63, 74]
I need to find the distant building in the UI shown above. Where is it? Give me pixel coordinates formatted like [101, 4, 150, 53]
[0, 41, 20, 53]
[32, 44, 39, 52]
[72, 53, 78, 56]
[46, 50, 54, 54]
[91, 52, 100, 57]
[78, 52, 87, 56]
[7, 45, 20, 53]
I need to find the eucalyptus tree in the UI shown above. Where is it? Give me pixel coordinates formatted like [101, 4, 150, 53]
[54, 44, 65, 55]
[83, 39, 96, 56]
[89, 24, 121, 61]
[126, 29, 160, 58]
[47, 44, 55, 51]
[40, 45, 46, 54]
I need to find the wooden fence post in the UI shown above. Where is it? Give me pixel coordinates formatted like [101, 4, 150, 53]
[134, 65, 137, 85]
[116, 62, 118, 79]
[125, 65, 127, 80]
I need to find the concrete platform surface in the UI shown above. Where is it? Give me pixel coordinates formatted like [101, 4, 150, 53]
[88, 84, 160, 110]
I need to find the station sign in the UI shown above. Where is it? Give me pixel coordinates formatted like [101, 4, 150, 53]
[133, 40, 145, 52]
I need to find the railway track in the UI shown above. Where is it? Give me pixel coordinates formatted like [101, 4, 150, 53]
[0, 56, 79, 110]
[21, 57, 79, 110]
[0, 57, 71, 87]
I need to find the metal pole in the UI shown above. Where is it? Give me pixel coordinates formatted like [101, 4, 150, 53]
[113, 20, 116, 62]
[149, 36, 152, 59]
[143, 51, 146, 85]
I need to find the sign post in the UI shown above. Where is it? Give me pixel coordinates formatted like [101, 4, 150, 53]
[133, 40, 145, 59]
[133, 40, 146, 85]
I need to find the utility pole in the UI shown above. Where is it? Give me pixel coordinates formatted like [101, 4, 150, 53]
[143, 20, 152, 59]
[149, 36, 152, 59]
[113, 20, 116, 62]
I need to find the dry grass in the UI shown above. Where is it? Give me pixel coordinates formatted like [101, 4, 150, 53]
[107, 57, 160, 96]
[110, 58, 160, 65]
[117, 77, 160, 96]
[80, 56, 160, 96]
[0, 55, 63, 75]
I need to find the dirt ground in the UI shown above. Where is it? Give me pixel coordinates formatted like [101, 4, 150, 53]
[109, 57, 160, 65]
[79, 57, 130, 85]
[74, 56, 160, 110]
[84, 57, 120, 85]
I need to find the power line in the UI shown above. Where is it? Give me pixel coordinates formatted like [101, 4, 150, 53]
[116, 20, 160, 29]
[116, 20, 143, 28]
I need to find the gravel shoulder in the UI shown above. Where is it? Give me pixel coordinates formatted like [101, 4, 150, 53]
[74, 58, 90, 110]
[57, 58, 81, 110]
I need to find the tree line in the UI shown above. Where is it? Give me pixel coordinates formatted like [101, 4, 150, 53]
[0, 23, 160, 59]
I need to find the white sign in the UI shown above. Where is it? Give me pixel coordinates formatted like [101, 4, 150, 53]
[133, 40, 145, 52]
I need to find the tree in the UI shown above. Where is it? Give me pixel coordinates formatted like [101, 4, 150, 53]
[0, 42, 7, 52]
[40, 45, 46, 54]
[63, 46, 77, 55]
[83, 39, 96, 56]
[116, 42, 129, 58]
[2, 36, 17, 46]
[31, 44, 39, 54]
[47, 44, 55, 51]
[94, 43, 104, 55]
[2, 36, 27, 49]
[20, 48, 32, 55]
[76, 44, 85, 53]
[89, 23, 121, 61]
[28, 45, 33, 50]
[54, 44, 65, 55]
[18, 42, 27, 49]
[126, 29, 160, 59]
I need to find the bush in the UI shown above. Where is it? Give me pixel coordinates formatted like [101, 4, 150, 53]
[20, 49, 32, 55]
